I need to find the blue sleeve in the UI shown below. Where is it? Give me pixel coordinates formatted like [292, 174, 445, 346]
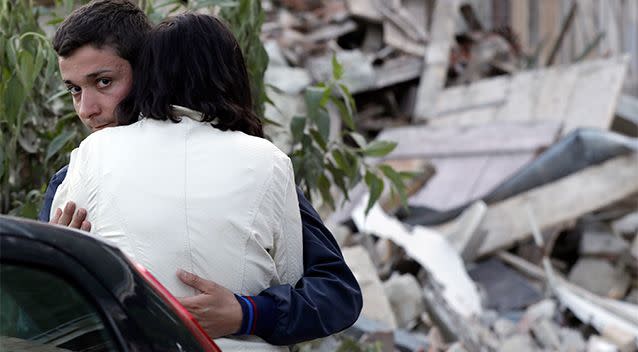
[239, 188, 362, 345]
[38, 165, 69, 222]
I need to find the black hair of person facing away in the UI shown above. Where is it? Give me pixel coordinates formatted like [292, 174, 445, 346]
[117, 13, 264, 138]
[52, 0, 151, 64]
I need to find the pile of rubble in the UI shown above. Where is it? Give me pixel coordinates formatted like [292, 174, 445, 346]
[259, 0, 638, 351]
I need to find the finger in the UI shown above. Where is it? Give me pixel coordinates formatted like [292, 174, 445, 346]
[58, 201, 76, 226]
[50, 208, 62, 224]
[69, 208, 87, 229]
[80, 220, 92, 232]
[177, 269, 217, 293]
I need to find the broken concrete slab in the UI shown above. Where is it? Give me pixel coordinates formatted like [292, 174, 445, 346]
[342, 246, 398, 328]
[580, 229, 630, 257]
[468, 258, 543, 313]
[499, 334, 540, 352]
[352, 195, 483, 319]
[264, 66, 312, 95]
[530, 319, 562, 350]
[568, 258, 631, 299]
[521, 299, 557, 326]
[560, 328, 587, 352]
[492, 318, 517, 340]
[587, 335, 619, 352]
[383, 273, 424, 329]
[612, 211, 638, 238]
[476, 153, 638, 256]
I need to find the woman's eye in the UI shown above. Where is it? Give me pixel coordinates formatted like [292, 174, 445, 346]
[67, 86, 81, 96]
[97, 78, 112, 88]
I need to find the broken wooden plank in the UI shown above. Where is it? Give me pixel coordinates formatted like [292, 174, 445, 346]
[509, 0, 529, 53]
[380, 0, 429, 56]
[373, 56, 423, 90]
[433, 76, 508, 117]
[377, 120, 561, 211]
[545, 1, 578, 66]
[536, 0, 561, 66]
[428, 56, 629, 136]
[562, 55, 630, 134]
[412, 0, 460, 121]
[477, 153, 638, 256]
[378, 120, 561, 159]
[305, 19, 358, 42]
[345, 0, 383, 22]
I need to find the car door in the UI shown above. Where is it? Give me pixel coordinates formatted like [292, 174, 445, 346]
[0, 234, 150, 351]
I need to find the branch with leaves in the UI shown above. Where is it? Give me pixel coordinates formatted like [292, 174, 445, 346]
[290, 56, 412, 215]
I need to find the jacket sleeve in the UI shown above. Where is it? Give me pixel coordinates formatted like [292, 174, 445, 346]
[239, 188, 362, 345]
[38, 165, 69, 222]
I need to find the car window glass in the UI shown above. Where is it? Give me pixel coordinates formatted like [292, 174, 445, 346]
[0, 264, 119, 351]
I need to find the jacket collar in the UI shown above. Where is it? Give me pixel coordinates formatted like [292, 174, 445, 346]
[171, 105, 205, 122]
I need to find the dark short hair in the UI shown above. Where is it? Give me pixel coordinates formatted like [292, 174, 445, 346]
[53, 0, 151, 64]
[117, 13, 263, 137]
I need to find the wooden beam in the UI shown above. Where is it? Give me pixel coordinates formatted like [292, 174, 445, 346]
[412, 0, 460, 121]
[477, 153, 638, 256]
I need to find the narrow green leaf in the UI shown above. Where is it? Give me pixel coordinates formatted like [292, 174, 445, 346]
[18, 50, 35, 90]
[46, 130, 76, 161]
[318, 173, 335, 209]
[332, 149, 348, 171]
[348, 132, 367, 148]
[363, 140, 397, 157]
[342, 148, 360, 182]
[331, 53, 344, 80]
[364, 170, 384, 215]
[304, 86, 325, 122]
[331, 97, 355, 130]
[379, 164, 408, 208]
[290, 116, 306, 143]
[309, 128, 328, 151]
[0, 143, 4, 179]
[316, 109, 330, 141]
[325, 161, 349, 202]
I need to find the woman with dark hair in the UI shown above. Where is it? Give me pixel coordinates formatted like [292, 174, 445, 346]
[51, 13, 302, 351]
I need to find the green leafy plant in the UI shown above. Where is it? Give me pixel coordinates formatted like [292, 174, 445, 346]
[1, 0, 85, 217]
[290, 56, 410, 214]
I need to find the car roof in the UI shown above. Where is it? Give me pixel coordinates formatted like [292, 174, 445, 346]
[0, 214, 133, 290]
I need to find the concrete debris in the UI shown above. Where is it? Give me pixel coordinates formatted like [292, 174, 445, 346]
[611, 211, 638, 238]
[568, 258, 631, 299]
[580, 228, 630, 258]
[342, 246, 398, 328]
[587, 335, 620, 352]
[492, 318, 517, 339]
[259, 1, 638, 351]
[559, 328, 587, 352]
[499, 334, 539, 352]
[383, 273, 424, 329]
[530, 319, 562, 350]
